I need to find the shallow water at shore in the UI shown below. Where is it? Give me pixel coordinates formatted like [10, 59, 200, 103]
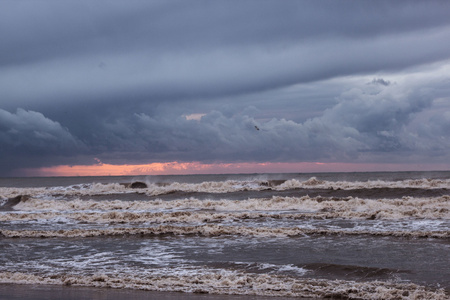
[0, 284, 308, 300]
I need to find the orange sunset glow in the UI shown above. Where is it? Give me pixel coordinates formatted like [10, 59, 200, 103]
[18, 161, 446, 177]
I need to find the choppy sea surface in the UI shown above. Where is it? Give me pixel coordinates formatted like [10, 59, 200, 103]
[1, 172, 449, 299]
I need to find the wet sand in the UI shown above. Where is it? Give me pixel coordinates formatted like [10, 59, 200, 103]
[0, 284, 319, 300]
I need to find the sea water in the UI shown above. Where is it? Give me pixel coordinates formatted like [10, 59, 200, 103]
[1, 172, 449, 299]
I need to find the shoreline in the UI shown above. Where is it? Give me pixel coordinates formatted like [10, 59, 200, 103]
[0, 284, 319, 300]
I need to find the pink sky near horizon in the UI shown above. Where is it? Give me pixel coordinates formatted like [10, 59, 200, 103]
[18, 161, 450, 177]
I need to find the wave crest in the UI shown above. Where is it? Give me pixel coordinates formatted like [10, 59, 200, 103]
[0, 271, 447, 299]
[2, 224, 448, 239]
[9, 195, 450, 220]
[1, 177, 449, 199]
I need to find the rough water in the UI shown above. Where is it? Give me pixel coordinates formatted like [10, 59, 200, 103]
[1, 172, 449, 299]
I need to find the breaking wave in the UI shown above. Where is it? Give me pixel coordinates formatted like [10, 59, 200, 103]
[1, 224, 448, 239]
[0, 271, 446, 299]
[6, 195, 450, 220]
[1, 173, 449, 298]
[1, 177, 449, 199]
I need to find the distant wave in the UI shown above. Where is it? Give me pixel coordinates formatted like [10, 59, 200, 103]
[1, 177, 449, 199]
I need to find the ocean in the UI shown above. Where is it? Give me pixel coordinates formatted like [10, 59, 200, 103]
[0, 171, 449, 299]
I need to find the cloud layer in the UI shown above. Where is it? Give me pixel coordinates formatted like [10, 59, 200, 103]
[1, 1, 450, 175]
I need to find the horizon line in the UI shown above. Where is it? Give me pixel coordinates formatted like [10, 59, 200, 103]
[9, 161, 450, 178]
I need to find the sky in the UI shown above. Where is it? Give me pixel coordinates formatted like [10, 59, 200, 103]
[1, 0, 450, 177]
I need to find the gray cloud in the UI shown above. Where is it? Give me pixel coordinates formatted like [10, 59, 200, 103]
[2, 1, 449, 64]
[370, 78, 391, 86]
[2, 1, 450, 107]
[0, 109, 83, 151]
[1, 75, 450, 175]
[0, 109, 86, 173]
[1, 1, 450, 175]
[26, 77, 442, 167]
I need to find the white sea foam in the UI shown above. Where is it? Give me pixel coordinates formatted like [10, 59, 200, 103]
[143, 177, 450, 195]
[2, 174, 448, 299]
[2, 210, 448, 237]
[1, 224, 448, 239]
[9, 195, 450, 220]
[0, 271, 447, 299]
[1, 177, 449, 199]
[278, 177, 450, 190]
[254, 262, 308, 276]
[130, 244, 185, 266]
[0, 197, 8, 207]
[0, 183, 129, 199]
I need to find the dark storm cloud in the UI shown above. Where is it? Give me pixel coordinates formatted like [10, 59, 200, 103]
[0, 108, 86, 173]
[1, 0, 450, 175]
[2, 0, 450, 106]
[370, 78, 391, 86]
[0, 109, 83, 151]
[27, 78, 446, 167]
[2, 1, 449, 61]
